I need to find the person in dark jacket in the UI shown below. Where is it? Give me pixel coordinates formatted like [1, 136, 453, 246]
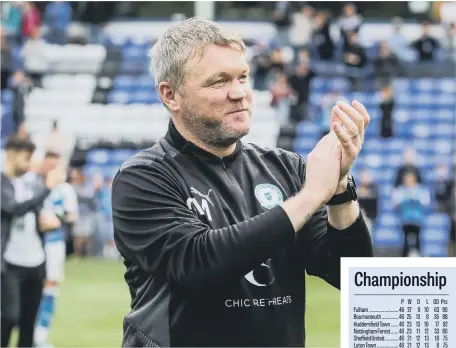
[394, 148, 423, 187]
[373, 41, 401, 88]
[313, 10, 334, 60]
[379, 84, 395, 138]
[412, 20, 440, 62]
[1, 137, 65, 348]
[112, 17, 373, 348]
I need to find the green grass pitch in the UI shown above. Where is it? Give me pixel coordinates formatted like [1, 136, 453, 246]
[13, 258, 341, 347]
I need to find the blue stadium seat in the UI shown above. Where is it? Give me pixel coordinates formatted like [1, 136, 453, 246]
[137, 75, 156, 89]
[111, 149, 137, 164]
[107, 91, 130, 104]
[293, 137, 317, 154]
[421, 228, 449, 245]
[373, 227, 403, 248]
[420, 243, 448, 257]
[87, 149, 111, 165]
[113, 75, 136, 89]
[425, 213, 451, 229]
[295, 121, 320, 137]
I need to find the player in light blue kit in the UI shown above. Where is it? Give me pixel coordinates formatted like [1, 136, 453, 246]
[25, 152, 78, 347]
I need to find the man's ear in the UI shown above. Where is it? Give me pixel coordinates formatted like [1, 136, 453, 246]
[158, 82, 181, 112]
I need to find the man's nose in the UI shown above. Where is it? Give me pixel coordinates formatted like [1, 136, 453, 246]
[227, 88, 247, 101]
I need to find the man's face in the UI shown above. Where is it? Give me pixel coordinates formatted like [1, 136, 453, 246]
[13, 150, 33, 177]
[177, 44, 253, 148]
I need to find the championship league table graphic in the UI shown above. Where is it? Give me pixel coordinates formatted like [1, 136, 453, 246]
[341, 258, 456, 348]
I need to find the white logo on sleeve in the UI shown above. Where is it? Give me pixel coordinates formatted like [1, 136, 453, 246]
[254, 184, 283, 209]
[187, 187, 214, 222]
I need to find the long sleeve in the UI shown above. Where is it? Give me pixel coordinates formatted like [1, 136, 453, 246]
[112, 164, 296, 292]
[294, 154, 373, 290]
[1, 174, 51, 217]
[298, 205, 373, 290]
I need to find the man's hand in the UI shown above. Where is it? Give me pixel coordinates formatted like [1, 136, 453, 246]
[331, 100, 371, 181]
[39, 211, 62, 232]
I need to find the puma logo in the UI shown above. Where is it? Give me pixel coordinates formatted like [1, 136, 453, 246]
[190, 187, 214, 206]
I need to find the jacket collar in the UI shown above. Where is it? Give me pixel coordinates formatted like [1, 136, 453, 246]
[164, 120, 242, 165]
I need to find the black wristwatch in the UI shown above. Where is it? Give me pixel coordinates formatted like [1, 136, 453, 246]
[326, 174, 358, 206]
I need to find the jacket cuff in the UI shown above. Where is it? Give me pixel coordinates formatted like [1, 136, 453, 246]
[326, 212, 373, 257]
[327, 211, 365, 233]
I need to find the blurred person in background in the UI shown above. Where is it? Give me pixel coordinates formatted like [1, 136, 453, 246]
[412, 20, 441, 62]
[373, 41, 400, 88]
[1, 137, 65, 348]
[379, 84, 395, 138]
[269, 72, 294, 127]
[295, 48, 310, 68]
[69, 168, 99, 258]
[435, 163, 454, 214]
[97, 177, 119, 259]
[388, 17, 414, 62]
[91, 172, 108, 257]
[343, 31, 367, 91]
[1, 26, 14, 90]
[272, 1, 292, 46]
[78, 1, 115, 44]
[343, 31, 367, 68]
[41, 120, 73, 167]
[289, 6, 313, 64]
[394, 148, 423, 187]
[268, 47, 286, 76]
[312, 10, 334, 61]
[251, 40, 271, 91]
[44, 1, 72, 45]
[21, 2, 40, 43]
[288, 58, 316, 122]
[21, 28, 48, 88]
[357, 169, 378, 233]
[338, 3, 363, 50]
[392, 170, 431, 257]
[2, 2, 23, 46]
[11, 70, 33, 134]
[21, 152, 78, 348]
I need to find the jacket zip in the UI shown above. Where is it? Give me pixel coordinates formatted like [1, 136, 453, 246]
[220, 159, 250, 216]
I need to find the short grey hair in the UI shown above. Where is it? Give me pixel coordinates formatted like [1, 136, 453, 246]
[148, 17, 246, 92]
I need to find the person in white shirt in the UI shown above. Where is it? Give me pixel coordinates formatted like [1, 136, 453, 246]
[1, 137, 65, 348]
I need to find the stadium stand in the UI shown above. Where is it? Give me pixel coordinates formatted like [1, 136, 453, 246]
[1, 2, 455, 259]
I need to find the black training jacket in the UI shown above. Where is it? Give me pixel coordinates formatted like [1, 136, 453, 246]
[112, 121, 373, 347]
